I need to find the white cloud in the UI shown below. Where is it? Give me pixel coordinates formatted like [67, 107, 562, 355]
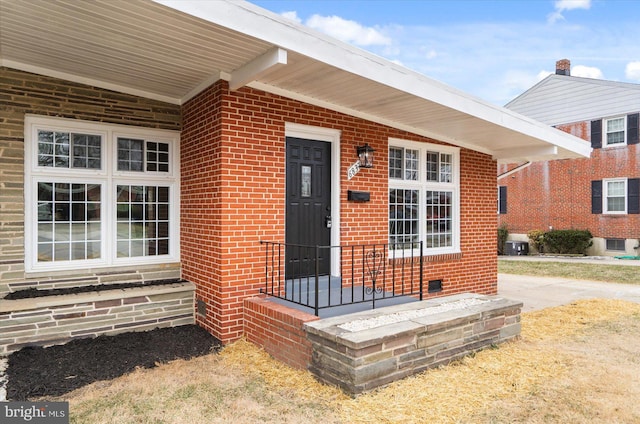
[625, 62, 640, 80]
[537, 70, 553, 81]
[280, 11, 302, 24]
[305, 14, 391, 46]
[556, 0, 591, 11]
[548, 0, 591, 23]
[571, 65, 603, 79]
[425, 49, 438, 60]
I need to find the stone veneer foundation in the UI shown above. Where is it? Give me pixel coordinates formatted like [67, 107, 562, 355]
[304, 293, 522, 396]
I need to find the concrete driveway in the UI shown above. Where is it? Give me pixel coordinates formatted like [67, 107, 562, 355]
[499, 269, 640, 312]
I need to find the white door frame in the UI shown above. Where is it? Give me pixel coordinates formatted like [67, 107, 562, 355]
[285, 122, 341, 276]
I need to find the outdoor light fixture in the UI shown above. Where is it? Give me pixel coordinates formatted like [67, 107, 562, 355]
[357, 143, 374, 168]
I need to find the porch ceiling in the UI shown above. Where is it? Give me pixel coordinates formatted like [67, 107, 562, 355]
[0, 0, 591, 163]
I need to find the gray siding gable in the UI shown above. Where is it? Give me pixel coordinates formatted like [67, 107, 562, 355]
[506, 75, 640, 126]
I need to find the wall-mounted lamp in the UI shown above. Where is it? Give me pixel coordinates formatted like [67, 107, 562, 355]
[357, 143, 374, 168]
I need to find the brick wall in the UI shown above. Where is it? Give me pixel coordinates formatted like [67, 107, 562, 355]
[181, 81, 499, 344]
[498, 120, 640, 250]
[244, 296, 319, 369]
[1, 67, 501, 350]
[0, 67, 182, 293]
[180, 81, 226, 338]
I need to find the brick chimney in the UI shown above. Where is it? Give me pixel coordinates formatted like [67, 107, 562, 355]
[556, 59, 570, 76]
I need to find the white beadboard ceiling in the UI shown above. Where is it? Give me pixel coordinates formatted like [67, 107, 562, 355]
[0, 0, 591, 162]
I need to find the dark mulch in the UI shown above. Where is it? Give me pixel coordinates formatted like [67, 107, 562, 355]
[3, 279, 187, 300]
[6, 325, 221, 401]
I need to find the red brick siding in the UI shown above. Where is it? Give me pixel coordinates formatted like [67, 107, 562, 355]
[244, 296, 319, 369]
[180, 81, 225, 337]
[498, 120, 640, 239]
[181, 81, 498, 344]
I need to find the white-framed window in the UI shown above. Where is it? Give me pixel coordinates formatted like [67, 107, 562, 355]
[388, 139, 460, 256]
[605, 116, 626, 147]
[603, 178, 627, 214]
[24, 115, 180, 272]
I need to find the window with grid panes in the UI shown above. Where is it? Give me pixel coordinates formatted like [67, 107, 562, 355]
[388, 139, 459, 256]
[25, 115, 179, 272]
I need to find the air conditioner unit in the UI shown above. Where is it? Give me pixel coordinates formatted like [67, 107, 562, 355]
[505, 241, 529, 256]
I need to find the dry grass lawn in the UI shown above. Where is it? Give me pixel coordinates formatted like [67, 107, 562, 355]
[46, 299, 640, 423]
[498, 259, 640, 285]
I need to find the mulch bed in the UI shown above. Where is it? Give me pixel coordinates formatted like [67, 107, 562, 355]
[3, 279, 187, 300]
[5, 325, 221, 400]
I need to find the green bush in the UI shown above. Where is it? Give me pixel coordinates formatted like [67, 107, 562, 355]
[497, 224, 509, 255]
[543, 229, 593, 255]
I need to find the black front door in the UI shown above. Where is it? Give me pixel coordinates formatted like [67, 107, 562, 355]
[285, 137, 331, 278]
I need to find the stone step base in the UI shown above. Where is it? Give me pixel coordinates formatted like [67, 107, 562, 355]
[304, 293, 522, 396]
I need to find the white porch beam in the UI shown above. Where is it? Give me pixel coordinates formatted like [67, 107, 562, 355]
[2, 59, 182, 105]
[229, 47, 287, 91]
[493, 145, 558, 162]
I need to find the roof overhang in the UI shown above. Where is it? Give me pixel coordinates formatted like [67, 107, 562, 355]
[0, 0, 591, 163]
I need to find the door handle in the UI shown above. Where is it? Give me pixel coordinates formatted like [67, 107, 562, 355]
[325, 215, 332, 229]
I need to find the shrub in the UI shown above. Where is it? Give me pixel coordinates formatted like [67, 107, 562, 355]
[497, 224, 509, 255]
[527, 230, 545, 253]
[543, 229, 593, 255]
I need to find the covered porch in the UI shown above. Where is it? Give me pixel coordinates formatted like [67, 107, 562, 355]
[1, 0, 589, 364]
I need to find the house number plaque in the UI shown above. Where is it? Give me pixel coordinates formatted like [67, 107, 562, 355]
[347, 160, 360, 180]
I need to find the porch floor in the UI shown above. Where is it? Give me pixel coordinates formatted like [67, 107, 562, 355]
[264, 275, 419, 318]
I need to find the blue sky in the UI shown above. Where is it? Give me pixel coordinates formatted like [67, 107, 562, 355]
[250, 0, 640, 106]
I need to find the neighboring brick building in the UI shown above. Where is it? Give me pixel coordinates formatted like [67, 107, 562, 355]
[0, 1, 589, 352]
[499, 60, 640, 256]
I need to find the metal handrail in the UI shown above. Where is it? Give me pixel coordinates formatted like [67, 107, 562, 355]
[259, 241, 424, 316]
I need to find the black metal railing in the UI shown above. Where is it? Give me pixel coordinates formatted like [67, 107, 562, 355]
[259, 241, 424, 316]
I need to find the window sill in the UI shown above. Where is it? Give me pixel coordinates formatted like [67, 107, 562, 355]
[423, 252, 464, 263]
[24, 262, 181, 280]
